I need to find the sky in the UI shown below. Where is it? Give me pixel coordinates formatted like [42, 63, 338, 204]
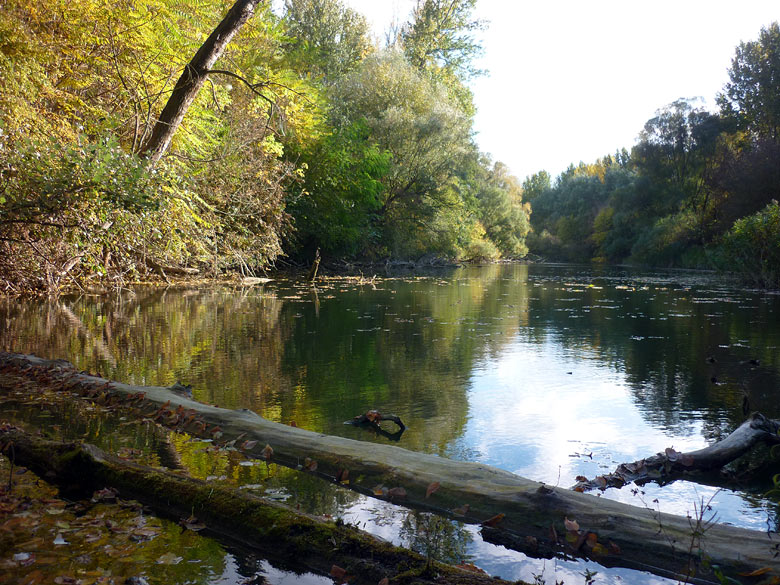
[341, 0, 779, 180]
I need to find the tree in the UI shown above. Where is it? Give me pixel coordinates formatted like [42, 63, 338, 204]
[632, 99, 722, 241]
[718, 22, 780, 140]
[141, 0, 262, 164]
[521, 171, 551, 203]
[401, 0, 484, 81]
[329, 50, 472, 255]
[400, 0, 485, 113]
[283, 0, 372, 82]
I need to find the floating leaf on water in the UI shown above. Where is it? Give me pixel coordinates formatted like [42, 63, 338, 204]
[241, 440, 258, 451]
[372, 485, 386, 496]
[425, 482, 440, 498]
[157, 553, 183, 565]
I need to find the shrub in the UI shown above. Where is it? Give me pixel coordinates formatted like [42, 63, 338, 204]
[720, 200, 780, 288]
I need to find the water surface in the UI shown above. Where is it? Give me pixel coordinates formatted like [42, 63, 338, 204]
[3, 263, 780, 581]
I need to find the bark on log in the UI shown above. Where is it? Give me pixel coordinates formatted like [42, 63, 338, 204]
[0, 425, 508, 585]
[572, 414, 780, 492]
[1, 352, 779, 584]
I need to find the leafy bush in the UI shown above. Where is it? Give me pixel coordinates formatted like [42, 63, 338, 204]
[720, 200, 780, 288]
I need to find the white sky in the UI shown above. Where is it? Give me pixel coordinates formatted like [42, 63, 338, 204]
[341, 0, 779, 180]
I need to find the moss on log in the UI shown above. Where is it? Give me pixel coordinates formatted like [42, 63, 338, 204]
[0, 426, 512, 585]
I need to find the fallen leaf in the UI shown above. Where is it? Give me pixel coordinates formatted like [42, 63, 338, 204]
[157, 552, 183, 565]
[679, 454, 695, 467]
[378, 579, 389, 585]
[330, 565, 347, 580]
[335, 468, 349, 484]
[564, 517, 579, 532]
[455, 563, 486, 574]
[240, 440, 258, 451]
[386, 487, 407, 499]
[608, 540, 622, 555]
[591, 543, 609, 555]
[738, 567, 773, 577]
[261, 444, 273, 461]
[452, 504, 470, 516]
[481, 513, 505, 527]
[426, 481, 440, 498]
[372, 485, 386, 496]
[304, 457, 317, 472]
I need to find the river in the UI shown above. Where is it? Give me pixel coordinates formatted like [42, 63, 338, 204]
[2, 263, 779, 584]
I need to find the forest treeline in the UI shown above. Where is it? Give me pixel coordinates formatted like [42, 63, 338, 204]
[525, 22, 780, 287]
[0, 0, 777, 293]
[0, 0, 530, 293]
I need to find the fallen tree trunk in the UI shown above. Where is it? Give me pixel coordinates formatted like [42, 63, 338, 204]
[572, 413, 780, 492]
[1, 352, 779, 583]
[0, 425, 506, 585]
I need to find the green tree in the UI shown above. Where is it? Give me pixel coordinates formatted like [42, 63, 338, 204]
[286, 120, 391, 257]
[283, 0, 372, 82]
[521, 171, 551, 203]
[400, 0, 485, 113]
[330, 50, 472, 256]
[718, 22, 780, 140]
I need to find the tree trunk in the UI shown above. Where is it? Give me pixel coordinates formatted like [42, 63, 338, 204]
[1, 352, 779, 583]
[140, 0, 261, 164]
[0, 426, 507, 585]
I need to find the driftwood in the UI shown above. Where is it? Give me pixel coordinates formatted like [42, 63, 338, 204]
[0, 425, 506, 585]
[572, 413, 780, 492]
[1, 352, 779, 584]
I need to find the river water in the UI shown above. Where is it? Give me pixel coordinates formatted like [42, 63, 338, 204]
[2, 263, 779, 584]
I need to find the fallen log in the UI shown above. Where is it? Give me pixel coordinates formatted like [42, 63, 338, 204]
[572, 413, 780, 492]
[1, 352, 779, 584]
[0, 424, 507, 585]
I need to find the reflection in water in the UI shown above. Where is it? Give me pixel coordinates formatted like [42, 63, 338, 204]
[1, 265, 780, 548]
